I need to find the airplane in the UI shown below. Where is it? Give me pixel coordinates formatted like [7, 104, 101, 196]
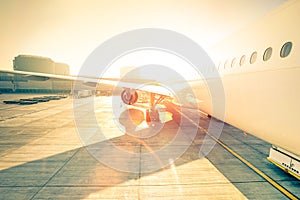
[0, 0, 299, 180]
[205, 0, 300, 180]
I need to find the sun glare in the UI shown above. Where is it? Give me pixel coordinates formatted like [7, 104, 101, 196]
[102, 49, 203, 80]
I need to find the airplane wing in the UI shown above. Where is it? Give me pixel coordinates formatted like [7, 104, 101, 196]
[0, 69, 177, 97]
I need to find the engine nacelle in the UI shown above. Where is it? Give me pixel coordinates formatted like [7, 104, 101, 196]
[121, 89, 138, 105]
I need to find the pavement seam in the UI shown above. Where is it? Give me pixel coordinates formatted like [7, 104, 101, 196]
[177, 109, 299, 200]
[28, 148, 81, 200]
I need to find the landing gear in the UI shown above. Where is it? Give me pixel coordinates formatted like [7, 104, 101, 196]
[146, 108, 159, 123]
[145, 93, 166, 123]
[120, 88, 167, 123]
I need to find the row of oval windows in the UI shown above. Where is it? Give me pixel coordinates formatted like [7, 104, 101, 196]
[218, 41, 293, 70]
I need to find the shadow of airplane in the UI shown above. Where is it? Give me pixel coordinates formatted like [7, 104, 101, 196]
[0, 102, 298, 199]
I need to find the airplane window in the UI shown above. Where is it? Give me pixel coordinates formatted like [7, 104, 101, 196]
[250, 51, 257, 64]
[224, 60, 229, 69]
[263, 47, 272, 61]
[218, 62, 222, 70]
[280, 41, 292, 58]
[231, 58, 236, 68]
[240, 55, 246, 66]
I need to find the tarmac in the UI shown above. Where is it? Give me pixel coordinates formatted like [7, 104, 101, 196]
[0, 94, 299, 200]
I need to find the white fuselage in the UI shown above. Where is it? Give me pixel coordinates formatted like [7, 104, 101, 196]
[194, 0, 300, 157]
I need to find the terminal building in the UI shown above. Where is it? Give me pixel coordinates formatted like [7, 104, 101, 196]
[0, 55, 71, 93]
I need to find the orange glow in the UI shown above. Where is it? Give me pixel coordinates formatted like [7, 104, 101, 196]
[0, 0, 284, 75]
[128, 108, 145, 126]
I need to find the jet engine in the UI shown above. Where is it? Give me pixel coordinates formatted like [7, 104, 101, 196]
[121, 89, 138, 105]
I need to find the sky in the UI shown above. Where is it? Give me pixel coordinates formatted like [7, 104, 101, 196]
[0, 0, 286, 76]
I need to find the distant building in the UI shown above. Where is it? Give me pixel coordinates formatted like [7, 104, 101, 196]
[0, 55, 71, 93]
[13, 55, 70, 75]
